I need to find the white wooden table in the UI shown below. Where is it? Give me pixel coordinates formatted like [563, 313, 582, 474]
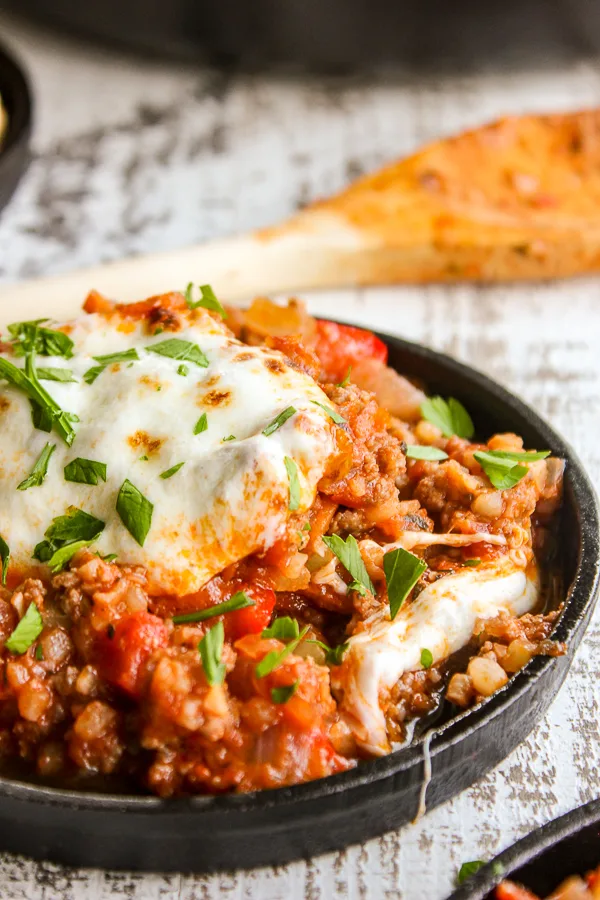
[1, 13, 600, 898]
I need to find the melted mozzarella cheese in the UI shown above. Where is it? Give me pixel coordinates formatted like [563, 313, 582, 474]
[0, 309, 338, 594]
[332, 560, 539, 756]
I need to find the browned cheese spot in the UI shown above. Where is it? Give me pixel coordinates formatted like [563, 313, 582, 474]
[127, 430, 165, 456]
[202, 389, 232, 408]
[264, 358, 286, 375]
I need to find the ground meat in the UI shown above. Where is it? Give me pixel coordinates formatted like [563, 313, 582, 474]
[446, 608, 565, 708]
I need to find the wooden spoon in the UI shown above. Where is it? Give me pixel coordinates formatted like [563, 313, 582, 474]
[2, 108, 600, 320]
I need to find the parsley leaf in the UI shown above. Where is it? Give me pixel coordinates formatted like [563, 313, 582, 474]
[37, 367, 77, 383]
[185, 283, 227, 319]
[405, 445, 448, 461]
[222, 435, 236, 442]
[271, 681, 299, 704]
[262, 617, 300, 641]
[311, 400, 346, 425]
[307, 639, 349, 666]
[457, 860, 486, 884]
[420, 396, 474, 439]
[17, 443, 56, 491]
[255, 625, 309, 678]
[262, 406, 296, 436]
[420, 648, 434, 669]
[199, 621, 226, 686]
[33, 507, 106, 571]
[474, 449, 550, 490]
[284, 456, 300, 511]
[29, 398, 52, 432]
[383, 546, 427, 620]
[173, 591, 254, 625]
[146, 338, 209, 368]
[64, 457, 107, 486]
[194, 413, 208, 435]
[160, 462, 185, 480]
[0, 352, 76, 445]
[8, 320, 74, 359]
[0, 535, 9, 586]
[5, 603, 44, 654]
[46, 539, 97, 573]
[83, 348, 140, 384]
[177, 364, 188, 377]
[338, 367, 352, 388]
[321, 533, 375, 595]
[463, 558, 481, 567]
[116, 479, 154, 547]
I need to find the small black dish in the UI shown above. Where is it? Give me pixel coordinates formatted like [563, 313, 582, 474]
[0, 42, 32, 213]
[448, 798, 600, 899]
[0, 330, 597, 873]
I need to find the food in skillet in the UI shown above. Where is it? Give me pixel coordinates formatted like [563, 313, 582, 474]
[0, 290, 565, 794]
[496, 867, 600, 899]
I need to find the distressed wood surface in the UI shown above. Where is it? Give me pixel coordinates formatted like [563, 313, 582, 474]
[1, 12, 600, 899]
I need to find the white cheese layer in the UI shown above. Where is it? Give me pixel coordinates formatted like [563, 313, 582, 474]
[332, 560, 539, 755]
[0, 309, 338, 594]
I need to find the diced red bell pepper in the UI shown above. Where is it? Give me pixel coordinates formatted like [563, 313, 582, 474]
[495, 882, 540, 900]
[96, 611, 168, 698]
[314, 319, 388, 382]
[225, 586, 276, 641]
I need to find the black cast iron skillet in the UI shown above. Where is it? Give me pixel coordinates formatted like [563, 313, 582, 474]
[0, 42, 31, 213]
[448, 798, 600, 899]
[0, 330, 597, 872]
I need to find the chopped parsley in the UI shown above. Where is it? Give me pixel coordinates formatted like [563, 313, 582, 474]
[222, 435, 236, 442]
[383, 546, 427, 620]
[116, 479, 153, 547]
[0, 535, 9, 586]
[311, 400, 346, 425]
[420, 396, 474, 439]
[321, 533, 375, 596]
[33, 507, 106, 572]
[64, 457, 107, 486]
[160, 462, 185, 480]
[405, 445, 448, 461]
[173, 591, 254, 625]
[83, 348, 140, 384]
[146, 338, 209, 368]
[284, 456, 300, 511]
[17, 443, 56, 491]
[262, 406, 296, 436]
[35, 644, 43, 661]
[420, 648, 434, 669]
[457, 860, 486, 884]
[262, 617, 300, 641]
[199, 621, 226, 686]
[464, 558, 481, 567]
[338, 367, 352, 388]
[177, 364, 189, 377]
[474, 448, 550, 490]
[255, 625, 309, 679]
[185, 283, 227, 319]
[0, 351, 76, 445]
[271, 682, 299, 704]
[194, 413, 208, 435]
[8, 320, 74, 359]
[37, 367, 77, 383]
[307, 639, 349, 666]
[5, 603, 44, 654]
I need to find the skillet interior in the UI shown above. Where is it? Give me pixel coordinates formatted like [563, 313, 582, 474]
[0, 329, 596, 873]
[0, 42, 31, 213]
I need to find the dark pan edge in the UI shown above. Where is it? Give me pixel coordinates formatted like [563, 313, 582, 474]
[0, 41, 33, 211]
[447, 797, 600, 900]
[0, 331, 596, 872]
